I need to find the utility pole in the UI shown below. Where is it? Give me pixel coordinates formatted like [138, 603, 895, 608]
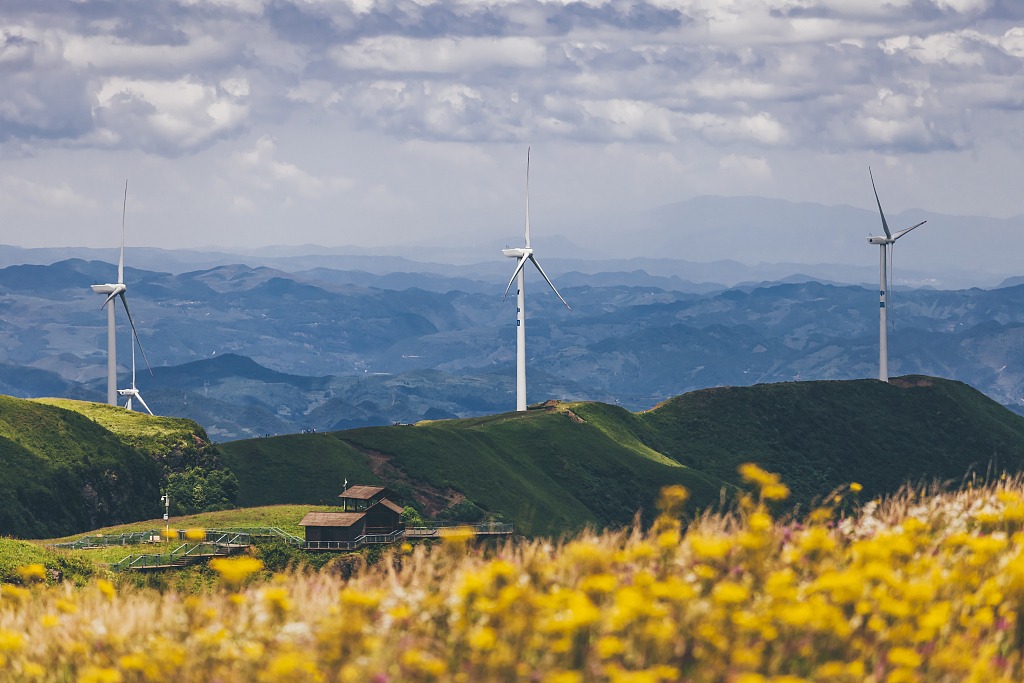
[161, 493, 170, 541]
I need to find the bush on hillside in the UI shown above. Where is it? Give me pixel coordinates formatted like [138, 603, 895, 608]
[164, 467, 239, 515]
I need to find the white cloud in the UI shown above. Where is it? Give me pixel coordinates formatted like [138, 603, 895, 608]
[333, 36, 547, 73]
[879, 32, 986, 66]
[4, 0, 1024, 252]
[683, 111, 788, 145]
[63, 34, 231, 72]
[236, 135, 352, 196]
[93, 77, 250, 153]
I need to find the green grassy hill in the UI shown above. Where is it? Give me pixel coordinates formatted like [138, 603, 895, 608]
[0, 397, 225, 538]
[0, 396, 162, 538]
[7, 376, 1024, 541]
[220, 376, 1024, 536]
[634, 376, 1024, 505]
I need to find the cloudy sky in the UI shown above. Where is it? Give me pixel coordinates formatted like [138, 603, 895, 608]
[3, 0, 1024, 263]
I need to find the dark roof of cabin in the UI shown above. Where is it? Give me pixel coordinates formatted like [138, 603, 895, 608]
[338, 485, 386, 500]
[376, 498, 404, 514]
[300, 512, 366, 527]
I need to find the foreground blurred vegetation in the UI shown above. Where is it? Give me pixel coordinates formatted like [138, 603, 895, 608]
[5, 468, 1024, 681]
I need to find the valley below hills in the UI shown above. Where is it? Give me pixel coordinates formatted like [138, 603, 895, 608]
[4, 376, 1024, 539]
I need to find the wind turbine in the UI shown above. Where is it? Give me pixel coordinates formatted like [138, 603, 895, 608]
[90, 180, 151, 405]
[867, 168, 926, 383]
[501, 148, 571, 412]
[118, 334, 154, 415]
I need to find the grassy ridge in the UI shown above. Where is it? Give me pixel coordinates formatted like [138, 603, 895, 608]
[638, 377, 1024, 505]
[221, 376, 1024, 536]
[0, 396, 161, 538]
[33, 398, 211, 458]
[227, 405, 731, 536]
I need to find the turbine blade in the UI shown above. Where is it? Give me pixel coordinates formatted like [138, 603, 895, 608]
[528, 254, 571, 309]
[502, 257, 528, 301]
[102, 291, 117, 308]
[125, 395, 132, 411]
[136, 393, 154, 416]
[119, 180, 127, 285]
[892, 220, 926, 240]
[869, 167, 891, 240]
[118, 292, 153, 374]
[524, 147, 531, 249]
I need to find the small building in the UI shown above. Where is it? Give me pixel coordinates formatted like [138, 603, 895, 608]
[338, 485, 394, 512]
[300, 486, 405, 548]
[299, 512, 368, 545]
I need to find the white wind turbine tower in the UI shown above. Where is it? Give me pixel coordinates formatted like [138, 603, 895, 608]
[118, 335, 154, 415]
[90, 180, 151, 405]
[867, 168, 926, 383]
[502, 148, 571, 412]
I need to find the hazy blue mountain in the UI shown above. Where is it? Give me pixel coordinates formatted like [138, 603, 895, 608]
[2, 257, 1023, 440]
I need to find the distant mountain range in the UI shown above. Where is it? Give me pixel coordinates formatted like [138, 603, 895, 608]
[6, 193, 1024, 288]
[1, 254, 1023, 439]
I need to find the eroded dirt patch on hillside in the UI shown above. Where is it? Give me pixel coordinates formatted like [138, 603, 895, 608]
[344, 442, 465, 516]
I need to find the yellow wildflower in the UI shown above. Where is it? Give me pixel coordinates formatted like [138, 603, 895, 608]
[78, 666, 123, 683]
[711, 581, 749, 605]
[210, 556, 264, 587]
[1, 584, 30, 603]
[96, 579, 116, 600]
[0, 629, 25, 652]
[16, 564, 47, 583]
[260, 651, 324, 682]
[657, 485, 689, 516]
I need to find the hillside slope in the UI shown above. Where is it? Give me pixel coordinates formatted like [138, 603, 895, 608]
[220, 376, 1024, 536]
[220, 405, 730, 536]
[635, 376, 1024, 506]
[0, 396, 161, 537]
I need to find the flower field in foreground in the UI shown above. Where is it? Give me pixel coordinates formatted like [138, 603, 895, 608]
[5, 467, 1024, 682]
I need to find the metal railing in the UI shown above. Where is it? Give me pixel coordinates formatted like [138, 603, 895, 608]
[405, 522, 515, 537]
[305, 529, 406, 551]
[107, 523, 514, 570]
[178, 527, 305, 546]
[50, 530, 163, 550]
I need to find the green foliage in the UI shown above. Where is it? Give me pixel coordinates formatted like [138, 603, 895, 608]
[0, 538, 97, 586]
[253, 541, 335, 573]
[165, 467, 240, 515]
[436, 500, 484, 523]
[401, 506, 425, 526]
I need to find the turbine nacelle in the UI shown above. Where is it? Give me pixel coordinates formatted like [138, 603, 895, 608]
[90, 283, 119, 294]
[867, 221, 925, 246]
[502, 247, 533, 259]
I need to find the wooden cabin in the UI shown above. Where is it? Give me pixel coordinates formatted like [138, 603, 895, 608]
[300, 486, 405, 547]
[364, 498, 404, 534]
[338, 485, 393, 512]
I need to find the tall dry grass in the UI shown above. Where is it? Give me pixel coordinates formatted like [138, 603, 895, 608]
[4, 467, 1024, 682]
